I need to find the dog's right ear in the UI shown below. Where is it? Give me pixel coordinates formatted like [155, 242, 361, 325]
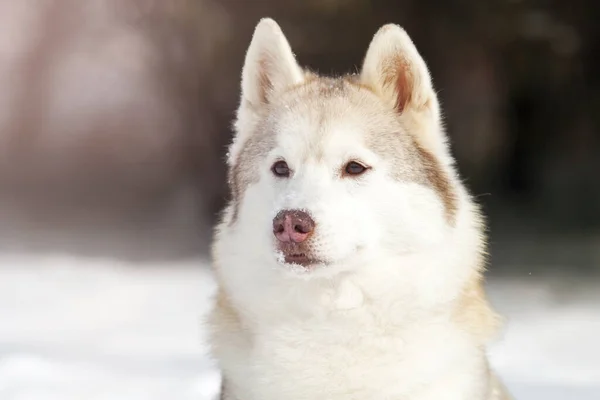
[240, 18, 303, 108]
[230, 18, 303, 165]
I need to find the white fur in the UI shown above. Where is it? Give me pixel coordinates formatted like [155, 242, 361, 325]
[214, 204, 491, 400]
[210, 18, 509, 400]
[361, 24, 452, 167]
[229, 18, 305, 167]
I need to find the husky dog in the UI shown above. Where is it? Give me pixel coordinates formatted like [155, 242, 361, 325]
[208, 18, 511, 400]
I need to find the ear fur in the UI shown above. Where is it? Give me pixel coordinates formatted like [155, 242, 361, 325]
[360, 24, 438, 115]
[360, 25, 449, 159]
[240, 18, 304, 108]
[229, 18, 304, 166]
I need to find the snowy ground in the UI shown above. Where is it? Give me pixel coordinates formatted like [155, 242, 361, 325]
[0, 253, 599, 400]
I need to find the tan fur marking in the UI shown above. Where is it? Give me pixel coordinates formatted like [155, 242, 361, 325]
[211, 284, 245, 339]
[413, 142, 458, 223]
[382, 57, 413, 113]
[256, 58, 272, 105]
[229, 117, 276, 224]
[208, 272, 249, 400]
[453, 272, 501, 343]
[361, 101, 457, 224]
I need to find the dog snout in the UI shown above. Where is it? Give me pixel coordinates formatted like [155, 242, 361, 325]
[273, 210, 315, 243]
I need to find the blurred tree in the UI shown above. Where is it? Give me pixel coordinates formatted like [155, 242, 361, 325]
[0, 0, 597, 265]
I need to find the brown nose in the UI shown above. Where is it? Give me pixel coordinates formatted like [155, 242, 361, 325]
[272, 210, 315, 243]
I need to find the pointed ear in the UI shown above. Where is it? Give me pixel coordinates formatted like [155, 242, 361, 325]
[229, 19, 303, 166]
[240, 18, 304, 109]
[360, 24, 439, 117]
[360, 24, 449, 159]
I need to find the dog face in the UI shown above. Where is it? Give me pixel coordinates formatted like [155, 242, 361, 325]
[219, 19, 461, 277]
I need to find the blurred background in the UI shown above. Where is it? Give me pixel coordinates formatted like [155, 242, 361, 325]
[0, 1, 598, 399]
[0, 0, 598, 271]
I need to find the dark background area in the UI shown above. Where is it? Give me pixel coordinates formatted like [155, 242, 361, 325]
[0, 0, 598, 274]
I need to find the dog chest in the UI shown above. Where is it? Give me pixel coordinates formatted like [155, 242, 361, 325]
[233, 317, 476, 400]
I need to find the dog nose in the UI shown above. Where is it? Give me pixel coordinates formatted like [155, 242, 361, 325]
[273, 210, 315, 243]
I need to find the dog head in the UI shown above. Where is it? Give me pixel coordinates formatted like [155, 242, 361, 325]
[218, 19, 472, 278]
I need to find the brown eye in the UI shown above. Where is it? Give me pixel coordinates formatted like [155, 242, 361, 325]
[344, 161, 368, 176]
[271, 160, 290, 177]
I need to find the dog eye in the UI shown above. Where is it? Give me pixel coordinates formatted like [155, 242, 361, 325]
[271, 161, 290, 177]
[344, 161, 368, 176]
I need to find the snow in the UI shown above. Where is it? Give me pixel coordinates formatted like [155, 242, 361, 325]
[0, 253, 598, 399]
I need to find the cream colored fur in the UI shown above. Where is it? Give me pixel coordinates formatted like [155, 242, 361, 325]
[208, 18, 512, 400]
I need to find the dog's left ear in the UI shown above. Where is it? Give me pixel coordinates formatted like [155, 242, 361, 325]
[360, 25, 447, 157]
